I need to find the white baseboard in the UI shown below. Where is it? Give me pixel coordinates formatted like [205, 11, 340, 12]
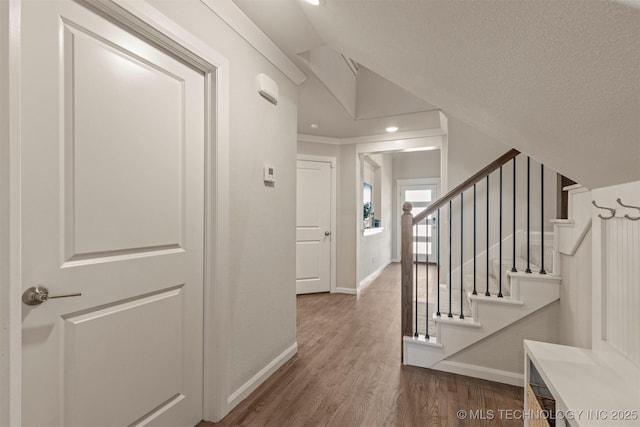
[334, 287, 357, 295]
[432, 360, 524, 387]
[391, 258, 400, 263]
[358, 260, 391, 290]
[227, 342, 298, 411]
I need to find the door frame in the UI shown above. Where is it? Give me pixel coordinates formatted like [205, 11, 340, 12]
[4, 0, 231, 423]
[395, 178, 441, 262]
[296, 154, 337, 293]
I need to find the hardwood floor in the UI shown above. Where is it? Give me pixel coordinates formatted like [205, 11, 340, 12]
[205, 263, 524, 426]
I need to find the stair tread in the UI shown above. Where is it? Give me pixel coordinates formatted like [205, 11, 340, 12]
[507, 270, 562, 281]
[468, 292, 524, 305]
[490, 257, 539, 282]
[434, 283, 472, 318]
[464, 273, 510, 297]
[433, 313, 481, 327]
[403, 335, 443, 348]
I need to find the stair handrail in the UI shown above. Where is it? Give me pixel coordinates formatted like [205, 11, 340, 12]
[400, 148, 521, 346]
[412, 149, 520, 225]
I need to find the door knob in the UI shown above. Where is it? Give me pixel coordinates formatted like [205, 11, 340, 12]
[22, 286, 82, 306]
[324, 231, 331, 236]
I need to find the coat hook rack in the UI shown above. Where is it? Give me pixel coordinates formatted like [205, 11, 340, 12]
[616, 198, 640, 221]
[592, 200, 616, 220]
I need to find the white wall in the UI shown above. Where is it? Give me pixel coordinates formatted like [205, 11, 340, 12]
[391, 150, 441, 260]
[447, 302, 560, 374]
[148, 0, 297, 405]
[297, 140, 339, 159]
[393, 150, 441, 182]
[447, 116, 512, 189]
[337, 144, 358, 290]
[444, 117, 557, 283]
[358, 154, 393, 284]
[1, 1, 11, 423]
[301, 46, 356, 118]
[559, 229, 592, 349]
[355, 67, 434, 120]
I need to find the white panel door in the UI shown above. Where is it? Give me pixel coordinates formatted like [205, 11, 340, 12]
[20, 1, 205, 426]
[296, 160, 332, 294]
[400, 183, 439, 263]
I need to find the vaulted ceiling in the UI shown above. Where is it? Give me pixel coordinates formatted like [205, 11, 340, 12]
[235, 0, 640, 188]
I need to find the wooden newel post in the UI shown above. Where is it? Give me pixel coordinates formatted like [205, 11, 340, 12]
[401, 202, 414, 358]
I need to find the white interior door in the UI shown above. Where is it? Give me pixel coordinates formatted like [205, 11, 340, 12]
[400, 183, 439, 263]
[296, 160, 332, 294]
[20, 1, 205, 425]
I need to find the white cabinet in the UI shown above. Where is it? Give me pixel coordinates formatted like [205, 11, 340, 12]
[524, 340, 640, 427]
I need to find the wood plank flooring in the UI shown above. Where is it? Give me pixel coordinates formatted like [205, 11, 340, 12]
[204, 263, 524, 426]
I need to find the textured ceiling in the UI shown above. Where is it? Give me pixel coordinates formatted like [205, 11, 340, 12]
[236, 0, 639, 188]
[296, 0, 640, 188]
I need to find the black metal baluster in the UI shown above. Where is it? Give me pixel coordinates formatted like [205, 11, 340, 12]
[425, 217, 430, 339]
[526, 157, 532, 273]
[473, 184, 477, 295]
[414, 223, 418, 337]
[448, 200, 453, 317]
[485, 175, 491, 296]
[437, 209, 441, 317]
[512, 157, 518, 272]
[460, 193, 465, 319]
[498, 166, 504, 298]
[540, 164, 547, 275]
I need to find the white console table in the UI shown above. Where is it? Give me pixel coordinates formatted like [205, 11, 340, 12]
[524, 340, 640, 427]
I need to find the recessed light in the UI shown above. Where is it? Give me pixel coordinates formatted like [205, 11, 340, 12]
[306, 0, 320, 5]
[311, 124, 319, 129]
[386, 126, 398, 133]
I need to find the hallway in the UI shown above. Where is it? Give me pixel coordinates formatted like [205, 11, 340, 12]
[210, 263, 523, 426]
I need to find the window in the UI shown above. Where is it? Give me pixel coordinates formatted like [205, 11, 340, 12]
[362, 156, 382, 230]
[363, 182, 373, 227]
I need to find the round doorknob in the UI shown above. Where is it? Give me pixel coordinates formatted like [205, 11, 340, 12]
[324, 231, 331, 236]
[22, 286, 82, 306]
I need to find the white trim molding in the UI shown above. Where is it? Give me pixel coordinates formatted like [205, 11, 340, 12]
[200, 0, 305, 85]
[227, 342, 298, 411]
[432, 360, 524, 387]
[334, 287, 358, 295]
[297, 134, 340, 145]
[298, 128, 446, 148]
[354, 136, 442, 155]
[5, 0, 22, 424]
[362, 227, 384, 237]
[296, 154, 336, 168]
[358, 260, 390, 290]
[346, 128, 446, 145]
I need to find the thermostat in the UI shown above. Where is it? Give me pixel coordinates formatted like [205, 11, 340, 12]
[263, 165, 275, 183]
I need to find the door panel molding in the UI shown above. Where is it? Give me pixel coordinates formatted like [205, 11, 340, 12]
[297, 154, 337, 294]
[7, 0, 231, 423]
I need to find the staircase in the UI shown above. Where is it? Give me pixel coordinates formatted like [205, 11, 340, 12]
[401, 150, 562, 381]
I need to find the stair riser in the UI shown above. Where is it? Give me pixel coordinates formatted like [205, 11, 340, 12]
[448, 231, 555, 291]
[404, 275, 560, 369]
